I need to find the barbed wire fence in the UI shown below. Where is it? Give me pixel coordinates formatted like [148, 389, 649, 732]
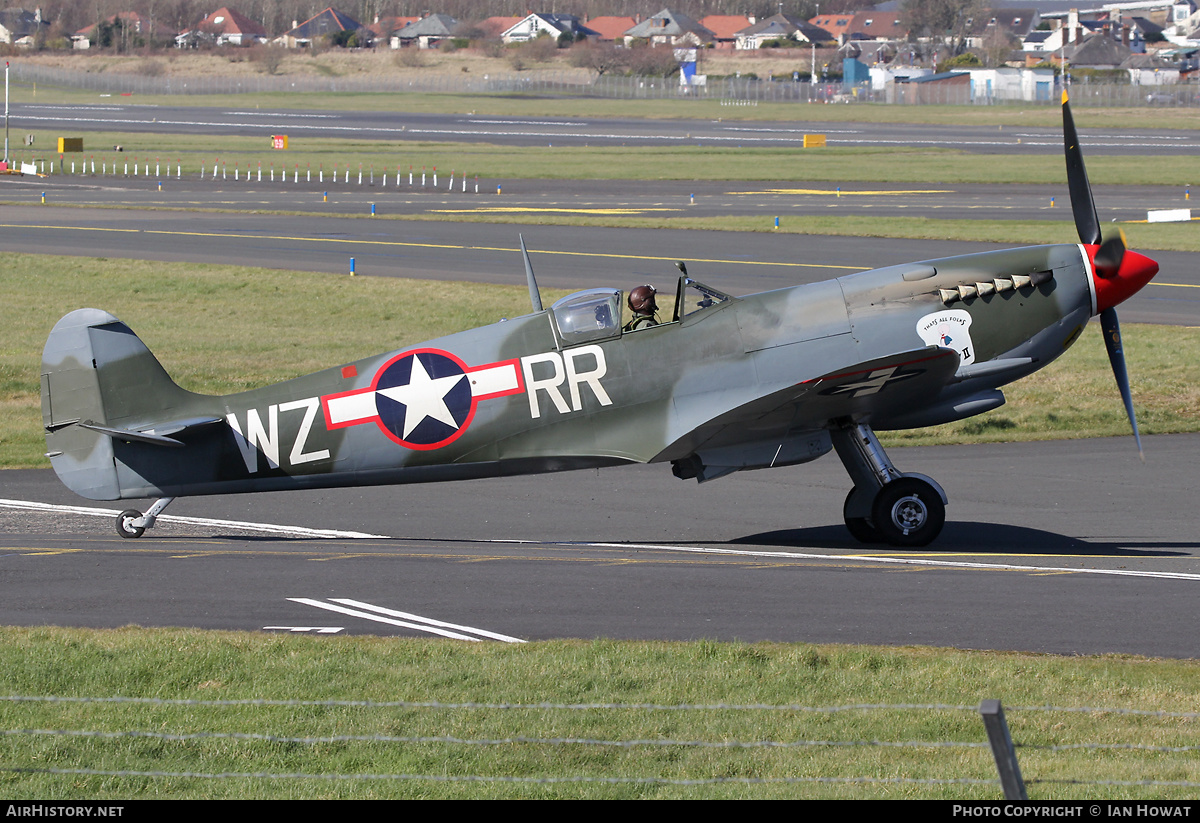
[3, 696, 1200, 795]
[9, 63, 1200, 107]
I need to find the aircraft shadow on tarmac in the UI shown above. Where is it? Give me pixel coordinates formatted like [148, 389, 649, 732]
[733, 522, 1195, 557]
[176, 523, 1194, 559]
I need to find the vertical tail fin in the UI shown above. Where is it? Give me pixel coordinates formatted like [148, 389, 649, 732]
[42, 309, 196, 499]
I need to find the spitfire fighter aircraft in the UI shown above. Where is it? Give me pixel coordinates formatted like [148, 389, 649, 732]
[41, 96, 1158, 547]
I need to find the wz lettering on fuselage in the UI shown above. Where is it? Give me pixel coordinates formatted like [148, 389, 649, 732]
[229, 347, 613, 472]
[226, 397, 329, 473]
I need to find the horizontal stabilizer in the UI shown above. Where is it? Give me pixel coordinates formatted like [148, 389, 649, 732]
[76, 417, 223, 448]
[78, 422, 184, 447]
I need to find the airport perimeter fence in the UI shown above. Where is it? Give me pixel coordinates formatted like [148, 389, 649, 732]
[6, 153, 495, 196]
[11, 62, 1200, 108]
[2, 695, 1199, 797]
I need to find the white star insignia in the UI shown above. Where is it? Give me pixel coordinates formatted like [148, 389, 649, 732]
[376, 357, 465, 438]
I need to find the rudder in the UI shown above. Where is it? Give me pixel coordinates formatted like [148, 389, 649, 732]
[42, 309, 194, 500]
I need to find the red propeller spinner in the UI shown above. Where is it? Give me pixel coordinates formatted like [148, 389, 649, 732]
[1086, 242, 1159, 316]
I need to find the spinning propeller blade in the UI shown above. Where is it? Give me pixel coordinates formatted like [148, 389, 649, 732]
[1063, 93, 1156, 456]
[1062, 91, 1102, 247]
[1093, 232, 1126, 280]
[1100, 307, 1144, 461]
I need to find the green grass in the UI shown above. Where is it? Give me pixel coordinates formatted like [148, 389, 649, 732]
[3, 253, 1197, 468]
[0, 627, 1198, 799]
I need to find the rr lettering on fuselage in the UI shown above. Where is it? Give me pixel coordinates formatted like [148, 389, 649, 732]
[521, 345, 613, 419]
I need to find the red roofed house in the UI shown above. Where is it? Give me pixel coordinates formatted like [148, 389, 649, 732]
[810, 11, 907, 45]
[176, 7, 267, 47]
[73, 11, 147, 49]
[585, 15, 635, 42]
[369, 16, 419, 41]
[699, 15, 752, 48]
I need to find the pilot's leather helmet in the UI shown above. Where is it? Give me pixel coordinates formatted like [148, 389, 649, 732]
[628, 284, 658, 314]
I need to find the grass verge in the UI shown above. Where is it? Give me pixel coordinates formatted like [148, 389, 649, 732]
[8, 131, 1188, 186]
[3, 254, 1197, 468]
[0, 627, 1198, 799]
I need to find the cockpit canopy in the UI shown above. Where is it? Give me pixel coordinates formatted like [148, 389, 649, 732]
[550, 278, 733, 347]
[551, 288, 623, 345]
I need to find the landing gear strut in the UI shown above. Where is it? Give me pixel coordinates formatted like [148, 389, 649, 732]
[832, 422, 946, 547]
[114, 497, 175, 539]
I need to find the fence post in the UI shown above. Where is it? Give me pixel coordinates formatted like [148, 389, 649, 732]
[980, 699, 1027, 800]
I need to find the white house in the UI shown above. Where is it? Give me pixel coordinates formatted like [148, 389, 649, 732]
[500, 13, 594, 44]
[967, 68, 1056, 102]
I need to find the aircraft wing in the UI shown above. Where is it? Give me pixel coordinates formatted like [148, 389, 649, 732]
[787, 346, 961, 429]
[659, 347, 961, 470]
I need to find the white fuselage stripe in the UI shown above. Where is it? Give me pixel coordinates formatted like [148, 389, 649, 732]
[325, 391, 378, 426]
[468, 363, 520, 397]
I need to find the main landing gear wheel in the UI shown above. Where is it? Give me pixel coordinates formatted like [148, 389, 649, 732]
[870, 478, 945, 547]
[115, 509, 145, 539]
[843, 489, 883, 544]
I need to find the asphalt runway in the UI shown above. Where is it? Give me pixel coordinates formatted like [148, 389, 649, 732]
[11, 103, 1199, 154]
[1, 434, 1197, 656]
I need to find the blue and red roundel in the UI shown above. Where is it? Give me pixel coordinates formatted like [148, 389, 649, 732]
[321, 348, 523, 450]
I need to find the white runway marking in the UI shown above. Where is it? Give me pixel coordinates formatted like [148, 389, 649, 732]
[0, 498, 388, 540]
[6, 498, 1191, 581]
[466, 118, 578, 126]
[290, 598, 525, 643]
[496, 540, 1200, 582]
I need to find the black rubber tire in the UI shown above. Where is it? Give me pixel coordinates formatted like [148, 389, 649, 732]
[843, 489, 883, 544]
[870, 478, 946, 547]
[115, 509, 145, 539]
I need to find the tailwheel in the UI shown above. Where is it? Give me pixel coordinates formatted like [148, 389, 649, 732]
[115, 509, 145, 539]
[871, 478, 945, 547]
[843, 489, 883, 544]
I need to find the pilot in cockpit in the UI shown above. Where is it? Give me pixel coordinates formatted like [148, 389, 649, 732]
[622, 284, 660, 332]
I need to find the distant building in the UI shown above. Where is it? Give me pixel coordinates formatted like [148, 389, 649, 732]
[624, 9, 714, 47]
[71, 11, 145, 50]
[500, 14, 596, 44]
[585, 16, 636, 42]
[368, 16, 419, 43]
[895, 71, 971, 104]
[736, 14, 832, 50]
[176, 7, 267, 48]
[810, 11, 906, 44]
[392, 14, 458, 50]
[699, 15, 752, 49]
[275, 7, 363, 48]
[963, 9, 1040, 49]
[0, 6, 48, 46]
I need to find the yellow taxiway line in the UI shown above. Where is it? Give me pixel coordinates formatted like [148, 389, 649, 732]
[0, 221, 864, 271]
